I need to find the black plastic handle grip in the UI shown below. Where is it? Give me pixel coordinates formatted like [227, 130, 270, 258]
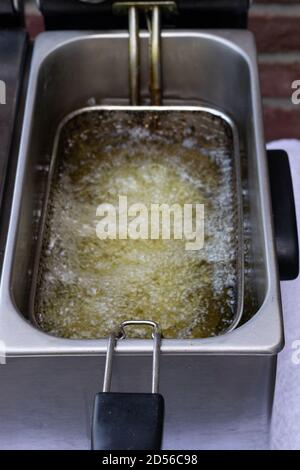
[267, 149, 299, 281]
[92, 392, 164, 450]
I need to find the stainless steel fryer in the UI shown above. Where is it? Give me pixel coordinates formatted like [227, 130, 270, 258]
[1, 30, 278, 354]
[0, 0, 298, 451]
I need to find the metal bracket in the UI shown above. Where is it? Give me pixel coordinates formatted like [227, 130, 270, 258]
[113, 1, 177, 105]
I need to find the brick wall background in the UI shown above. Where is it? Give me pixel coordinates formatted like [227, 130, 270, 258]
[249, 0, 300, 141]
[25, 0, 300, 142]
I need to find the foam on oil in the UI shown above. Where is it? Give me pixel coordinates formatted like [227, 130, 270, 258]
[35, 110, 238, 339]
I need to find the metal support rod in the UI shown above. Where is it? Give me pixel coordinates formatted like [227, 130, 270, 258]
[128, 6, 140, 105]
[152, 327, 161, 393]
[113, 2, 176, 105]
[103, 333, 116, 392]
[150, 6, 162, 105]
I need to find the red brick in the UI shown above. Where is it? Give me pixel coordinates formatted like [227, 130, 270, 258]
[263, 102, 300, 140]
[259, 59, 300, 97]
[26, 14, 44, 39]
[249, 8, 300, 52]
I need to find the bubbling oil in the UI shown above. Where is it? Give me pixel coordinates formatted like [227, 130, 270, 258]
[35, 110, 238, 339]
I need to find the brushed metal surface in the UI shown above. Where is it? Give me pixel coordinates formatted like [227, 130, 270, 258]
[0, 355, 276, 449]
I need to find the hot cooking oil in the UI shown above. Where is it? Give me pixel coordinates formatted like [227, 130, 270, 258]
[34, 109, 239, 339]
